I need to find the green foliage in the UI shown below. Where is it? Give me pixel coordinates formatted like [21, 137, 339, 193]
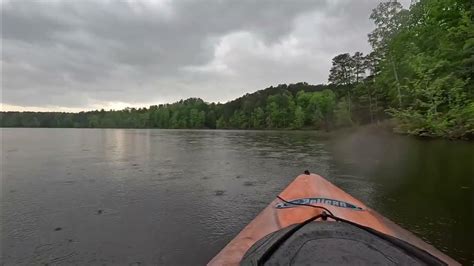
[292, 106, 305, 129]
[335, 97, 354, 127]
[328, 53, 355, 85]
[0, 84, 347, 131]
[368, 1, 407, 59]
[251, 107, 265, 129]
[325, 0, 472, 139]
[375, 0, 473, 139]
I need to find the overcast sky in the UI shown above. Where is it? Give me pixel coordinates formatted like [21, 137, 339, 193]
[1, 0, 410, 112]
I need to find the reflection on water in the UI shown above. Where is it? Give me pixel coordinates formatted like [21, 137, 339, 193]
[1, 128, 473, 264]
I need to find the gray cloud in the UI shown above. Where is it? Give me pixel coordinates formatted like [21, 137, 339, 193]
[1, 0, 410, 110]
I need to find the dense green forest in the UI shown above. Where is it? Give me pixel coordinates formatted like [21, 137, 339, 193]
[1, 0, 473, 139]
[0, 83, 359, 131]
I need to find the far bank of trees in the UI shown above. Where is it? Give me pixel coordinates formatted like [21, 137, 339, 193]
[1, 0, 472, 139]
[0, 83, 362, 131]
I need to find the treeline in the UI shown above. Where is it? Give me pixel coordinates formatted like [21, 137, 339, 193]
[326, 0, 472, 139]
[1, 0, 473, 139]
[0, 83, 369, 130]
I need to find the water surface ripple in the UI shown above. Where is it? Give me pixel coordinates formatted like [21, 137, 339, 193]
[1, 128, 472, 264]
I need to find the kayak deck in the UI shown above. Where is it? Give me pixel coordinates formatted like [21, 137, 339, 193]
[241, 221, 445, 265]
[208, 173, 458, 265]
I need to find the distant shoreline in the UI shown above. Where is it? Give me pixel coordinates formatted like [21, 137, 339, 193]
[2, 121, 471, 141]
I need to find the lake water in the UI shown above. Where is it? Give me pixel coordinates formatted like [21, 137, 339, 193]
[1, 128, 473, 264]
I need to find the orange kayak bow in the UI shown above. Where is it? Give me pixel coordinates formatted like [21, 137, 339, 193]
[209, 172, 459, 265]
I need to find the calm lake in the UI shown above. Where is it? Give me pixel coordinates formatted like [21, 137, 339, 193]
[1, 128, 473, 264]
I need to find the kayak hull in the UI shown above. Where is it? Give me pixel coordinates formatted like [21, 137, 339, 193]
[208, 173, 458, 265]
